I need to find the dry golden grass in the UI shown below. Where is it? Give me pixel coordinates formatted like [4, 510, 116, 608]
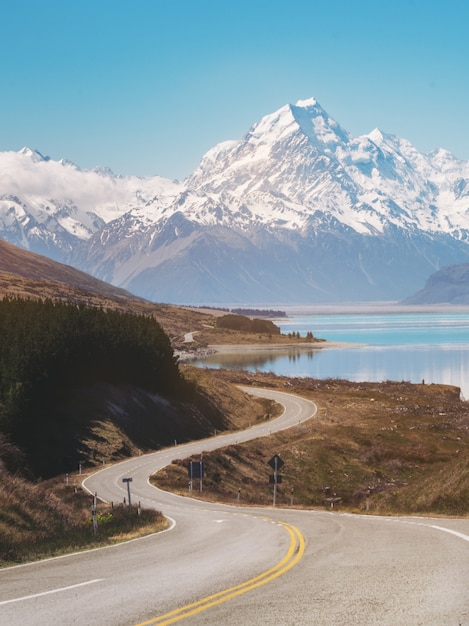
[0, 471, 167, 566]
[0, 240, 316, 349]
[154, 369, 469, 516]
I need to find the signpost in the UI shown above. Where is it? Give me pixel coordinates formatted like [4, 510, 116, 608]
[187, 459, 204, 492]
[122, 477, 133, 506]
[268, 454, 284, 506]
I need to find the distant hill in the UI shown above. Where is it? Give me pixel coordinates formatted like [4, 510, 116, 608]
[402, 263, 469, 305]
[0, 237, 144, 306]
[0, 238, 220, 341]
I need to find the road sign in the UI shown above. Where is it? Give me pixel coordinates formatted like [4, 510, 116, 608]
[268, 454, 284, 470]
[122, 477, 133, 506]
[187, 460, 204, 479]
[268, 455, 284, 506]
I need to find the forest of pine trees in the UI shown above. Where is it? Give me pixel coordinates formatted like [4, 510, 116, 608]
[0, 298, 181, 474]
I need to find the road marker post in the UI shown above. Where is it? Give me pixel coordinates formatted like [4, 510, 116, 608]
[91, 492, 98, 535]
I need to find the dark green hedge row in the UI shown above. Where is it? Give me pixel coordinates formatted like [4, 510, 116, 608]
[215, 313, 280, 334]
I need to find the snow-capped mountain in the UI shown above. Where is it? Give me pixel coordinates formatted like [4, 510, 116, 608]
[187, 98, 469, 237]
[0, 147, 181, 260]
[2, 98, 469, 304]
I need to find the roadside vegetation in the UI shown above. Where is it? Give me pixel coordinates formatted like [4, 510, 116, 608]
[0, 297, 182, 477]
[154, 368, 469, 517]
[0, 300, 278, 564]
[0, 468, 166, 566]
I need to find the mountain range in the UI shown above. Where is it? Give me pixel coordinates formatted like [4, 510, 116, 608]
[2, 98, 469, 304]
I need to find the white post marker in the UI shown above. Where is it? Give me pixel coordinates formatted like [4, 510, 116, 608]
[91, 492, 98, 534]
[200, 456, 203, 493]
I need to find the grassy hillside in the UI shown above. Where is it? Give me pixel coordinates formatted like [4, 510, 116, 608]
[0, 238, 316, 350]
[0, 239, 223, 338]
[155, 368, 469, 517]
[0, 238, 142, 304]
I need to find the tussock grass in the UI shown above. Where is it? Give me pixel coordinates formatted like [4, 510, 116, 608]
[0, 473, 166, 566]
[154, 371, 469, 516]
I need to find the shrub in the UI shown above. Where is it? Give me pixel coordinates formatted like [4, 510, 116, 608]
[215, 314, 280, 334]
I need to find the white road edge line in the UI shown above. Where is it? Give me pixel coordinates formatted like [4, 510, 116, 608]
[0, 579, 104, 606]
[3, 516, 177, 571]
[428, 525, 469, 542]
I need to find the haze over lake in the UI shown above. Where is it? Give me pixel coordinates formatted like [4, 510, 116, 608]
[192, 304, 469, 399]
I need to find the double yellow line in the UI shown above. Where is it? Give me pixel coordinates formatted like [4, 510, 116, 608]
[135, 520, 305, 625]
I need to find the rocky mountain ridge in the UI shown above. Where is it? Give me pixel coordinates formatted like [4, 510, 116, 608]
[2, 98, 469, 304]
[403, 263, 469, 305]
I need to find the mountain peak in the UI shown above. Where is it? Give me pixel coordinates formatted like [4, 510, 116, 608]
[289, 98, 350, 149]
[241, 97, 350, 152]
[295, 97, 319, 108]
[18, 147, 49, 163]
[367, 128, 385, 143]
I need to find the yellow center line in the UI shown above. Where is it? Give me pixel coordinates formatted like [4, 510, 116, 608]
[134, 520, 305, 625]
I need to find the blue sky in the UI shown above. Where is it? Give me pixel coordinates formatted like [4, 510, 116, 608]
[1, 0, 468, 179]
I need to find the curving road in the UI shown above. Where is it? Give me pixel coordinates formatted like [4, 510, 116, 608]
[0, 387, 468, 625]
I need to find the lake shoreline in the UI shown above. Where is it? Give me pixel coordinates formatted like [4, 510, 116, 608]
[176, 339, 364, 362]
[271, 302, 469, 316]
[209, 339, 365, 353]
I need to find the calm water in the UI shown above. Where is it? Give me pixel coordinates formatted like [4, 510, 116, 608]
[191, 310, 469, 398]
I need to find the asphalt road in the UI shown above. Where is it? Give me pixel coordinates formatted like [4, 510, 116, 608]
[0, 387, 468, 625]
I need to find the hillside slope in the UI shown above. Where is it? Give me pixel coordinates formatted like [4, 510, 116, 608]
[403, 263, 469, 304]
[0, 237, 143, 304]
[0, 242, 278, 478]
[0, 237, 222, 342]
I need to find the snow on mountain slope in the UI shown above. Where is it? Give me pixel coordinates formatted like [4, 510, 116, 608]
[186, 98, 355, 230]
[0, 147, 182, 258]
[186, 98, 469, 239]
[2, 98, 469, 303]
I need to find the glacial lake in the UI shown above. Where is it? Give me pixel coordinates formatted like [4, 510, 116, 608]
[190, 306, 469, 399]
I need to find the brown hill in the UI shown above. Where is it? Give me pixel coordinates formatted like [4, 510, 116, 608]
[0, 238, 146, 305]
[0, 238, 220, 341]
